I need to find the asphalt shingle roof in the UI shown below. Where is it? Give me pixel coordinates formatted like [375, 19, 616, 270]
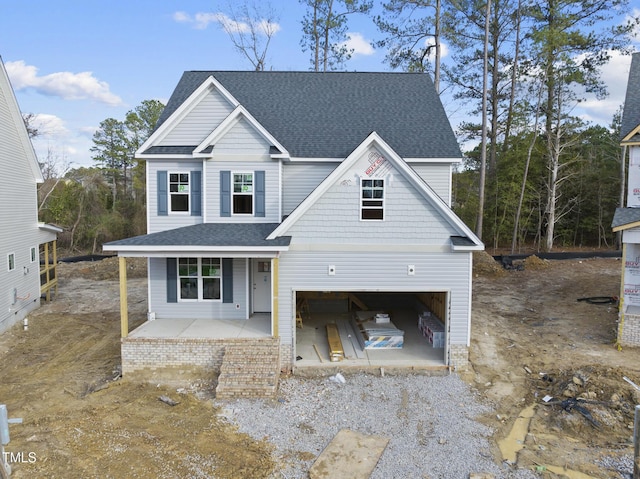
[104, 223, 290, 248]
[151, 71, 461, 159]
[622, 52, 640, 141]
[612, 207, 640, 229]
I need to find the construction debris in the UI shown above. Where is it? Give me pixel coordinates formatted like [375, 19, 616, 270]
[158, 395, 179, 407]
[308, 429, 389, 479]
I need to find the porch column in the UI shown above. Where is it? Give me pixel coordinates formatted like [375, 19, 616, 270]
[119, 256, 129, 338]
[52, 240, 58, 297]
[43, 242, 50, 301]
[272, 257, 279, 337]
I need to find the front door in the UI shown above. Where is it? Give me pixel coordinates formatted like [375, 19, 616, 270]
[253, 260, 271, 312]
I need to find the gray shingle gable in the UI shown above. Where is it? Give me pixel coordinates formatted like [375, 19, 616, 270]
[622, 52, 640, 141]
[153, 71, 462, 159]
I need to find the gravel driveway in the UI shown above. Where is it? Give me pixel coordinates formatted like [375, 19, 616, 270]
[218, 373, 539, 479]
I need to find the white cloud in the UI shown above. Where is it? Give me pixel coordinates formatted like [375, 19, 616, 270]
[627, 8, 640, 40]
[30, 113, 69, 138]
[578, 50, 633, 126]
[425, 37, 449, 60]
[343, 32, 374, 56]
[78, 125, 98, 139]
[173, 11, 280, 35]
[5, 61, 123, 106]
[172, 11, 191, 23]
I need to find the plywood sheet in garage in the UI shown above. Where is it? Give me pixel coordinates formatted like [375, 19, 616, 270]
[309, 429, 389, 479]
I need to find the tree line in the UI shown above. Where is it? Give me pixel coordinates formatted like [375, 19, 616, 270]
[36, 100, 164, 254]
[33, 0, 640, 254]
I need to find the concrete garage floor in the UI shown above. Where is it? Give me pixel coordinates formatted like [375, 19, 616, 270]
[294, 309, 447, 373]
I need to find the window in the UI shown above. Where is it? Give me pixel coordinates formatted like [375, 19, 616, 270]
[7, 253, 15, 271]
[178, 258, 221, 301]
[233, 173, 253, 214]
[361, 178, 384, 220]
[169, 173, 189, 212]
[30, 246, 37, 263]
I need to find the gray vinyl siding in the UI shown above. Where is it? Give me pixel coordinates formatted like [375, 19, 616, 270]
[409, 163, 452, 205]
[158, 87, 234, 146]
[204, 158, 280, 223]
[213, 117, 271, 155]
[0, 83, 43, 332]
[282, 162, 338, 215]
[147, 160, 203, 234]
[148, 257, 248, 320]
[276, 251, 472, 348]
[285, 170, 458, 245]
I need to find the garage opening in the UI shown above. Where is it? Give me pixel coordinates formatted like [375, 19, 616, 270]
[294, 291, 448, 369]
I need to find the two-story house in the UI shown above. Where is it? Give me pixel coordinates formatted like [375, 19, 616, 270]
[613, 52, 640, 346]
[104, 71, 483, 390]
[0, 56, 60, 334]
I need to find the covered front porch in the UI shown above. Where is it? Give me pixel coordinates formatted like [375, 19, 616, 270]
[127, 314, 271, 339]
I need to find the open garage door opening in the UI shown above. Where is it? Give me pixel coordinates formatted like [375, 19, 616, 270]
[294, 291, 449, 371]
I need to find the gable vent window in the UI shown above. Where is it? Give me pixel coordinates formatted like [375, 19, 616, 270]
[169, 173, 189, 212]
[361, 178, 384, 220]
[233, 173, 253, 215]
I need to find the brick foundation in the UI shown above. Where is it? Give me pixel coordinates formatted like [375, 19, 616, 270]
[449, 344, 469, 371]
[618, 313, 640, 346]
[122, 336, 290, 377]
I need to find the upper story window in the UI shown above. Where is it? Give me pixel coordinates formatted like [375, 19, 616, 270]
[361, 178, 384, 220]
[169, 173, 189, 212]
[178, 257, 221, 301]
[233, 173, 253, 215]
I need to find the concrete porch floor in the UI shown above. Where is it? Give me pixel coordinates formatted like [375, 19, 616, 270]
[127, 313, 272, 339]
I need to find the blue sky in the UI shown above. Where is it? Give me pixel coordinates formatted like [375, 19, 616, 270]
[0, 1, 638, 170]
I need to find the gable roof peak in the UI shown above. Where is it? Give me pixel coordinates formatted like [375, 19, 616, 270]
[267, 131, 481, 248]
[151, 70, 462, 160]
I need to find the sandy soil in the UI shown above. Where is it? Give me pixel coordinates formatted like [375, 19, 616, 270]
[0, 258, 274, 479]
[466, 252, 640, 478]
[0, 254, 638, 478]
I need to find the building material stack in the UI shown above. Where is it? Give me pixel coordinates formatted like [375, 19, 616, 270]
[352, 311, 404, 349]
[418, 311, 445, 348]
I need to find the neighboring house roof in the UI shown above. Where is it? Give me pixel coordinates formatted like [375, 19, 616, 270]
[622, 52, 640, 144]
[144, 71, 462, 160]
[103, 223, 290, 254]
[0, 56, 43, 182]
[612, 207, 640, 231]
[268, 132, 483, 251]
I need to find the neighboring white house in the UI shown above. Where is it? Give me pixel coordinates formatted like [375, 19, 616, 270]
[104, 71, 484, 384]
[613, 52, 640, 346]
[0, 56, 61, 334]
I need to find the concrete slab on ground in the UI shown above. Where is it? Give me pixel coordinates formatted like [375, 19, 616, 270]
[308, 429, 389, 479]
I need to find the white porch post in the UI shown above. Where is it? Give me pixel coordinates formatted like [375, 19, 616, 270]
[272, 257, 279, 337]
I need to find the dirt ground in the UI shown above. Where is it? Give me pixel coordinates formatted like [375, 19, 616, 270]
[467, 252, 640, 478]
[0, 254, 638, 478]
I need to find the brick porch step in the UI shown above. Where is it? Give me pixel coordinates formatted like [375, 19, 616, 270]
[215, 338, 280, 399]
